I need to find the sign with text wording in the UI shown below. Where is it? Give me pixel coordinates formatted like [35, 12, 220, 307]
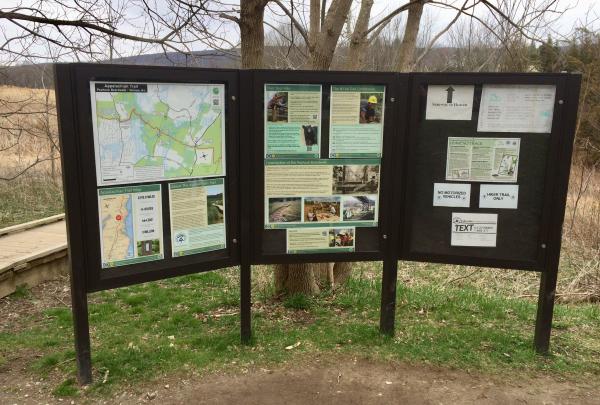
[433, 183, 470, 207]
[425, 85, 474, 120]
[451, 212, 498, 247]
[479, 184, 519, 209]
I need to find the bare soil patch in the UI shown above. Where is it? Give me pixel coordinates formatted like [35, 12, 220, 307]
[2, 357, 599, 404]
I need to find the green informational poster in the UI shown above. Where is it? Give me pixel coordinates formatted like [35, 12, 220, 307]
[264, 84, 322, 159]
[98, 184, 163, 268]
[169, 178, 226, 257]
[446, 137, 520, 182]
[286, 226, 356, 254]
[329, 85, 385, 158]
[264, 158, 380, 229]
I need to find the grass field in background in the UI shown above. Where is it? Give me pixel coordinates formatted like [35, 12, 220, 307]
[1, 264, 599, 398]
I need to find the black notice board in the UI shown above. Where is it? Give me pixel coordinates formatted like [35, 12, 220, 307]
[246, 70, 407, 264]
[400, 73, 576, 271]
[55, 64, 241, 292]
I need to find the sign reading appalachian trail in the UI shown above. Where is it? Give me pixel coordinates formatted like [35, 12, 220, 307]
[55, 64, 580, 384]
[90, 81, 225, 185]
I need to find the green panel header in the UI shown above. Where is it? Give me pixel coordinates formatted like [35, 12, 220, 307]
[332, 85, 385, 93]
[98, 184, 161, 196]
[169, 177, 224, 190]
[266, 84, 321, 92]
[265, 158, 381, 166]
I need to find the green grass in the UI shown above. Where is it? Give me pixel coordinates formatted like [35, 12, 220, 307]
[1, 265, 599, 399]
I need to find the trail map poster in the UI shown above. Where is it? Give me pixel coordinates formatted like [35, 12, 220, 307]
[329, 85, 385, 158]
[264, 84, 322, 159]
[169, 178, 226, 257]
[446, 137, 520, 182]
[90, 82, 226, 186]
[98, 184, 163, 268]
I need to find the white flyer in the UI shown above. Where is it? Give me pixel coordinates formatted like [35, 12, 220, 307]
[433, 183, 471, 207]
[477, 84, 556, 133]
[479, 184, 519, 209]
[451, 212, 498, 247]
[426, 85, 474, 120]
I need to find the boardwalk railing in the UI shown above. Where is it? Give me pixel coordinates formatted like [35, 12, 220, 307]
[0, 214, 68, 298]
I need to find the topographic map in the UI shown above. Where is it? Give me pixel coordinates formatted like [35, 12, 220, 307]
[98, 184, 162, 268]
[99, 193, 134, 265]
[91, 82, 225, 186]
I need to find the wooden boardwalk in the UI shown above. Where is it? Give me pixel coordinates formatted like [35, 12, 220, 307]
[0, 215, 68, 297]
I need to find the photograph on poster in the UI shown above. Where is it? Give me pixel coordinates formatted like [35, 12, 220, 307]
[359, 93, 383, 123]
[329, 228, 355, 247]
[332, 165, 380, 194]
[207, 184, 225, 225]
[268, 197, 302, 223]
[304, 197, 341, 222]
[266, 91, 288, 122]
[342, 195, 376, 220]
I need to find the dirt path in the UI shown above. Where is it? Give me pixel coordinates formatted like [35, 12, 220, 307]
[148, 359, 597, 405]
[4, 357, 597, 404]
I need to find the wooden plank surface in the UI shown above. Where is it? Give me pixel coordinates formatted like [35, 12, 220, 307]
[0, 220, 67, 271]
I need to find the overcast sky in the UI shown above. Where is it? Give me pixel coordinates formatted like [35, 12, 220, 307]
[1, 0, 599, 62]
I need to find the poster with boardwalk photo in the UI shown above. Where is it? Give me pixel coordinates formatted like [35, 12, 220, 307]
[268, 197, 302, 223]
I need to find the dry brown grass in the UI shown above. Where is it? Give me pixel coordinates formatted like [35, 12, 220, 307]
[0, 85, 59, 179]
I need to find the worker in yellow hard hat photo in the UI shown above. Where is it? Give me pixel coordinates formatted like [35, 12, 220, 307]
[359, 93, 382, 123]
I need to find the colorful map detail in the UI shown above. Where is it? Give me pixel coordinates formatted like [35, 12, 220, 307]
[98, 184, 163, 268]
[91, 82, 225, 186]
[100, 194, 134, 263]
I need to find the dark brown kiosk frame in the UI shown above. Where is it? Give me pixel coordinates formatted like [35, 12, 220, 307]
[54, 64, 580, 385]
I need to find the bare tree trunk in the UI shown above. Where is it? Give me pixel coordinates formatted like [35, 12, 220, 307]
[309, 0, 321, 51]
[240, 0, 267, 69]
[395, 0, 424, 72]
[345, 0, 373, 70]
[310, 0, 352, 70]
[275, 263, 325, 294]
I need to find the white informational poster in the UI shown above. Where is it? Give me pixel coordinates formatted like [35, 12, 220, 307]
[477, 84, 556, 133]
[479, 184, 519, 209]
[169, 178, 226, 257]
[426, 85, 474, 121]
[433, 183, 471, 207]
[98, 184, 163, 268]
[451, 212, 498, 247]
[90, 82, 226, 186]
[446, 137, 520, 183]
